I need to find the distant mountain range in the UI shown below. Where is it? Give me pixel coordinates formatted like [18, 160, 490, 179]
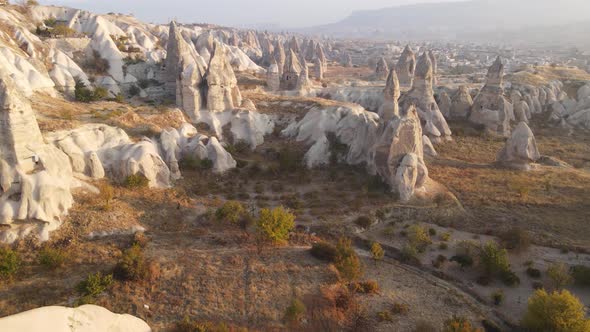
[302, 0, 590, 48]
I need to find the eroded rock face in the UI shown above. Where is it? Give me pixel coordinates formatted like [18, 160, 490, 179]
[437, 91, 451, 118]
[378, 69, 400, 123]
[313, 57, 324, 80]
[267, 58, 280, 91]
[0, 305, 151, 332]
[0, 74, 74, 243]
[396, 45, 416, 87]
[497, 122, 540, 170]
[205, 42, 242, 111]
[281, 49, 302, 90]
[375, 57, 389, 80]
[470, 56, 512, 136]
[371, 106, 428, 202]
[342, 53, 353, 67]
[399, 52, 452, 142]
[296, 64, 312, 93]
[428, 50, 437, 86]
[274, 40, 286, 77]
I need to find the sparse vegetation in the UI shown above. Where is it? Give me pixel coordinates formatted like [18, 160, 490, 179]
[408, 225, 432, 252]
[570, 265, 590, 287]
[354, 215, 374, 229]
[215, 201, 246, 224]
[113, 244, 150, 281]
[284, 298, 306, 324]
[370, 242, 384, 264]
[38, 247, 67, 270]
[443, 316, 482, 332]
[547, 263, 573, 290]
[310, 241, 338, 262]
[76, 272, 113, 303]
[522, 289, 590, 332]
[0, 247, 20, 282]
[334, 237, 363, 281]
[256, 206, 295, 245]
[123, 173, 150, 189]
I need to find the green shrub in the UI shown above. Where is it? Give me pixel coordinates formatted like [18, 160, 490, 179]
[522, 289, 590, 332]
[38, 247, 67, 270]
[400, 244, 419, 264]
[256, 206, 295, 245]
[215, 201, 246, 224]
[284, 298, 306, 324]
[113, 244, 148, 281]
[123, 173, 149, 189]
[443, 316, 481, 332]
[428, 228, 437, 236]
[440, 232, 451, 242]
[114, 93, 125, 103]
[478, 242, 510, 277]
[491, 290, 504, 306]
[370, 242, 384, 264]
[547, 263, 573, 290]
[526, 267, 542, 279]
[310, 242, 338, 262]
[500, 227, 530, 251]
[93, 87, 109, 100]
[408, 225, 432, 252]
[570, 265, 590, 287]
[77, 272, 113, 301]
[500, 269, 521, 287]
[354, 215, 374, 229]
[0, 247, 20, 282]
[334, 237, 363, 281]
[450, 254, 474, 269]
[174, 317, 229, 332]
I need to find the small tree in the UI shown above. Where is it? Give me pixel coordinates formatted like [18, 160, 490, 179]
[478, 242, 510, 277]
[215, 201, 245, 224]
[522, 289, 590, 332]
[408, 225, 432, 252]
[334, 238, 364, 281]
[284, 298, 306, 325]
[370, 242, 384, 265]
[547, 263, 573, 290]
[256, 206, 295, 245]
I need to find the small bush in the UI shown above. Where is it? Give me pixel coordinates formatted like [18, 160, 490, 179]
[392, 303, 409, 315]
[440, 232, 451, 242]
[526, 267, 542, 279]
[491, 290, 504, 306]
[98, 182, 115, 210]
[113, 244, 148, 281]
[215, 201, 245, 224]
[570, 265, 590, 287]
[174, 317, 230, 332]
[77, 272, 113, 301]
[334, 237, 363, 281]
[354, 280, 379, 294]
[310, 242, 338, 262]
[478, 242, 510, 277]
[354, 215, 374, 229]
[439, 242, 449, 250]
[522, 289, 590, 332]
[0, 247, 20, 282]
[256, 206, 295, 245]
[500, 270, 521, 287]
[123, 173, 149, 189]
[52, 24, 76, 37]
[400, 244, 420, 264]
[377, 311, 393, 322]
[370, 242, 384, 264]
[432, 254, 447, 269]
[284, 298, 306, 324]
[500, 227, 530, 251]
[443, 316, 481, 332]
[38, 247, 67, 270]
[450, 254, 474, 269]
[547, 263, 573, 290]
[428, 228, 437, 236]
[408, 225, 432, 252]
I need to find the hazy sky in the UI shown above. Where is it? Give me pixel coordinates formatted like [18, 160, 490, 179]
[38, 0, 447, 28]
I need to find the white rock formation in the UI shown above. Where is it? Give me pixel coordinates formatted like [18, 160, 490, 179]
[0, 305, 151, 332]
[206, 42, 243, 111]
[399, 52, 452, 142]
[450, 86, 473, 119]
[497, 122, 540, 171]
[396, 45, 416, 87]
[266, 59, 280, 91]
[437, 91, 452, 118]
[378, 69, 400, 123]
[470, 57, 512, 136]
[371, 106, 428, 202]
[375, 57, 389, 80]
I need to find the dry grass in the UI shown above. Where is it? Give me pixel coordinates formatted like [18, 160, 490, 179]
[506, 65, 590, 87]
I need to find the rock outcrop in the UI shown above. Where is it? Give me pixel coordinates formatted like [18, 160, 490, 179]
[399, 52, 452, 142]
[496, 122, 540, 171]
[437, 91, 451, 118]
[450, 86, 473, 119]
[469, 57, 512, 136]
[375, 57, 389, 80]
[378, 69, 400, 123]
[428, 50, 437, 86]
[205, 42, 242, 111]
[396, 45, 416, 87]
[0, 305, 151, 332]
[281, 49, 302, 91]
[371, 106, 428, 202]
[266, 58, 280, 91]
[313, 57, 324, 80]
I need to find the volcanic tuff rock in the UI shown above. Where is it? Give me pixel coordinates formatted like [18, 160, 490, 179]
[470, 56, 512, 136]
[396, 45, 416, 87]
[497, 122, 540, 170]
[378, 69, 400, 123]
[450, 85, 473, 119]
[375, 57, 389, 80]
[437, 91, 452, 118]
[267, 59, 280, 91]
[281, 49, 303, 90]
[371, 106, 428, 202]
[205, 42, 242, 111]
[399, 52, 452, 142]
